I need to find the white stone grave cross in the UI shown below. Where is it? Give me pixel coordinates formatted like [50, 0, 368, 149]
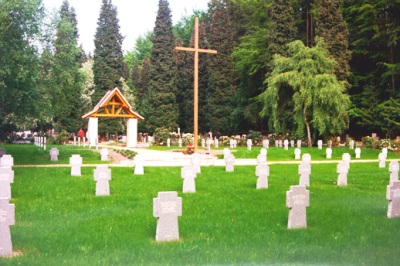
[69, 155, 82, 176]
[50, 148, 59, 161]
[167, 138, 171, 148]
[389, 160, 399, 184]
[278, 139, 283, 148]
[225, 154, 235, 172]
[286, 185, 309, 229]
[382, 147, 388, 158]
[153, 191, 182, 242]
[100, 148, 109, 161]
[337, 161, 348, 186]
[191, 153, 201, 174]
[342, 153, 351, 169]
[326, 148, 332, 159]
[247, 139, 252, 151]
[181, 165, 197, 193]
[284, 139, 289, 150]
[355, 147, 361, 159]
[223, 148, 230, 159]
[0, 198, 15, 256]
[134, 155, 145, 175]
[263, 139, 269, 149]
[43, 137, 47, 150]
[73, 136, 76, 146]
[379, 153, 386, 168]
[298, 163, 311, 187]
[229, 139, 234, 149]
[386, 181, 400, 218]
[201, 138, 205, 148]
[294, 148, 301, 160]
[78, 137, 81, 147]
[256, 163, 269, 189]
[0, 168, 14, 199]
[260, 148, 267, 156]
[94, 165, 111, 196]
[206, 138, 211, 151]
[0, 155, 13, 169]
[214, 137, 219, 148]
[257, 154, 267, 164]
[297, 140, 302, 148]
[349, 140, 354, 149]
[317, 140, 323, 149]
[290, 140, 295, 148]
[178, 138, 182, 148]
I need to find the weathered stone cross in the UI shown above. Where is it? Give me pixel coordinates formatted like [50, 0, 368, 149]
[176, 17, 217, 152]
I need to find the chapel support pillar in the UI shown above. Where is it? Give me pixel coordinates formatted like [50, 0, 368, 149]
[88, 117, 98, 147]
[126, 118, 138, 148]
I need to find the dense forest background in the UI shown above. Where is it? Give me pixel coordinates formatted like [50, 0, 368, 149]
[1, 0, 399, 143]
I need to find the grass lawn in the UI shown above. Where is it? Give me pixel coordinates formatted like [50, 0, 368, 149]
[148, 144, 400, 161]
[2, 162, 400, 265]
[0, 144, 110, 165]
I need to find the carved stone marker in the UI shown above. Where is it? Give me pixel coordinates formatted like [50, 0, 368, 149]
[247, 139, 252, 151]
[191, 153, 201, 174]
[50, 148, 59, 161]
[100, 148, 109, 161]
[286, 185, 309, 229]
[69, 155, 82, 176]
[229, 138, 234, 149]
[342, 153, 351, 169]
[290, 140, 295, 148]
[178, 138, 182, 148]
[355, 147, 361, 159]
[134, 155, 144, 175]
[386, 181, 400, 218]
[0, 198, 15, 256]
[257, 154, 267, 164]
[263, 139, 269, 148]
[337, 161, 349, 186]
[223, 148, 230, 159]
[298, 163, 311, 187]
[181, 165, 197, 193]
[214, 138, 219, 148]
[349, 140, 354, 149]
[297, 140, 302, 148]
[153, 191, 182, 242]
[0, 155, 13, 169]
[379, 153, 386, 168]
[389, 161, 399, 184]
[256, 163, 269, 189]
[225, 154, 235, 172]
[326, 148, 332, 159]
[278, 139, 283, 148]
[167, 138, 171, 147]
[317, 140, 322, 149]
[284, 139, 289, 150]
[382, 147, 388, 158]
[260, 148, 267, 156]
[294, 148, 301, 160]
[0, 168, 14, 199]
[94, 165, 111, 196]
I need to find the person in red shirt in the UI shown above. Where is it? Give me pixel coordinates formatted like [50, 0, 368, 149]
[78, 128, 85, 138]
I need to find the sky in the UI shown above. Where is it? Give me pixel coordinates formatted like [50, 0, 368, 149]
[42, 0, 209, 54]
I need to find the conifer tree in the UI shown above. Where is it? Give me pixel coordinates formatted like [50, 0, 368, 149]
[93, 0, 124, 104]
[146, 0, 178, 133]
[315, 0, 351, 83]
[137, 58, 151, 132]
[204, 0, 239, 135]
[59, 0, 79, 42]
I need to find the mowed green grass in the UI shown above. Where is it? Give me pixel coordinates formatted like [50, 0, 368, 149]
[0, 144, 110, 164]
[2, 162, 400, 265]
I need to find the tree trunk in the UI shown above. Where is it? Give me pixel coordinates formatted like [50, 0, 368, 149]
[303, 107, 312, 147]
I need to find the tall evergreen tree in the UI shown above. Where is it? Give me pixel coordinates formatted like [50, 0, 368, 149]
[204, 0, 239, 135]
[146, 0, 178, 133]
[93, 0, 124, 104]
[59, 0, 79, 42]
[137, 58, 151, 132]
[51, 18, 85, 132]
[315, 0, 351, 83]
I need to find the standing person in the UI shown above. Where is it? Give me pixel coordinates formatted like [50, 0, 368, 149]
[78, 128, 85, 139]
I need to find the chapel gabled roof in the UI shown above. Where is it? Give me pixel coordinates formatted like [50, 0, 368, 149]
[82, 87, 144, 120]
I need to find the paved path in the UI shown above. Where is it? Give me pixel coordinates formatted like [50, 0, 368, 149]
[14, 144, 382, 168]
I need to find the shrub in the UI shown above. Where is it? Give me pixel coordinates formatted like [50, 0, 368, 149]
[247, 130, 262, 145]
[362, 136, 378, 149]
[181, 134, 193, 146]
[153, 127, 170, 145]
[53, 130, 70, 144]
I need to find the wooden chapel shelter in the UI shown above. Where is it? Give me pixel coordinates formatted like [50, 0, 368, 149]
[82, 87, 144, 147]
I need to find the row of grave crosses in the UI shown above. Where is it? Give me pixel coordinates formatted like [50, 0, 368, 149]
[0, 151, 15, 256]
[34, 136, 47, 150]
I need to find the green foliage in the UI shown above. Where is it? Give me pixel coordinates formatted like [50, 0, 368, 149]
[361, 136, 378, 149]
[153, 127, 170, 145]
[53, 130, 70, 144]
[246, 130, 262, 144]
[124, 32, 153, 69]
[146, 0, 178, 134]
[259, 38, 350, 146]
[93, 0, 124, 104]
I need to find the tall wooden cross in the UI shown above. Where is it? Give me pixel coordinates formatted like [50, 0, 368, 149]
[176, 17, 217, 153]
